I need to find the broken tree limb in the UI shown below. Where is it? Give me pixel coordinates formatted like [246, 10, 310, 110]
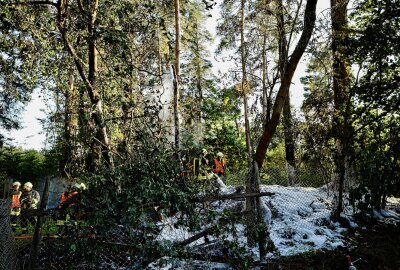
[176, 226, 216, 247]
[196, 191, 275, 203]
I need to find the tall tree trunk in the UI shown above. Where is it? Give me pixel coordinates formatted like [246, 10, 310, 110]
[63, 75, 76, 176]
[283, 95, 297, 185]
[157, 25, 163, 76]
[261, 34, 271, 123]
[330, 0, 350, 217]
[255, 0, 318, 169]
[87, 0, 113, 170]
[242, 0, 265, 253]
[57, 0, 113, 171]
[241, 0, 252, 157]
[195, 21, 203, 135]
[173, 0, 181, 149]
[276, 0, 297, 186]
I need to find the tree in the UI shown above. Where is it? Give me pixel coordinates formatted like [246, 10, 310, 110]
[180, 0, 213, 132]
[275, 0, 300, 186]
[330, 0, 351, 217]
[300, 45, 335, 181]
[348, 0, 400, 211]
[0, 2, 52, 145]
[240, 0, 253, 157]
[254, 0, 318, 169]
[174, 0, 181, 149]
[0, 147, 46, 185]
[1, 1, 173, 171]
[248, 0, 318, 253]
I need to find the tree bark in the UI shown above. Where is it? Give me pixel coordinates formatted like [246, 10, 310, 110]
[87, 0, 113, 170]
[283, 94, 297, 185]
[261, 34, 271, 123]
[255, 0, 318, 169]
[241, 0, 262, 252]
[195, 21, 203, 135]
[330, 0, 350, 217]
[173, 0, 181, 149]
[63, 75, 76, 176]
[276, 0, 298, 186]
[241, 0, 252, 157]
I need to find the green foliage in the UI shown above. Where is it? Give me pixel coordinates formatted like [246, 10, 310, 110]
[349, 0, 400, 134]
[350, 119, 400, 212]
[202, 86, 247, 177]
[0, 146, 46, 187]
[70, 135, 200, 264]
[346, 0, 400, 212]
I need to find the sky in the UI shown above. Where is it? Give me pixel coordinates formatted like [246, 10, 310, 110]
[3, 89, 47, 150]
[6, 0, 332, 151]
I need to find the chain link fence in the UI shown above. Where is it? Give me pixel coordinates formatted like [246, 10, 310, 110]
[0, 199, 17, 270]
[0, 166, 371, 269]
[225, 166, 335, 189]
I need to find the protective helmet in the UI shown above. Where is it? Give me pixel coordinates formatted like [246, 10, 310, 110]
[72, 183, 81, 190]
[79, 183, 87, 190]
[217, 152, 224, 158]
[12, 181, 21, 187]
[23, 182, 33, 189]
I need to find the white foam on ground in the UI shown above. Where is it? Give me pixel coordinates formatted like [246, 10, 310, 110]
[157, 185, 356, 257]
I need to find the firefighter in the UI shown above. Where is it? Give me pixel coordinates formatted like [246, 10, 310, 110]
[20, 182, 40, 234]
[57, 183, 83, 231]
[213, 152, 226, 177]
[58, 184, 79, 210]
[10, 181, 22, 231]
[193, 148, 211, 181]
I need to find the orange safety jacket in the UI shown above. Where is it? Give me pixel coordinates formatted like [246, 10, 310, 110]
[59, 191, 78, 208]
[213, 159, 225, 173]
[11, 191, 22, 208]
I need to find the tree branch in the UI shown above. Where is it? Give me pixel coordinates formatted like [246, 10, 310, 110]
[196, 191, 275, 203]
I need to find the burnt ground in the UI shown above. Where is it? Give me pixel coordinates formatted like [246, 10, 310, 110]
[262, 221, 400, 270]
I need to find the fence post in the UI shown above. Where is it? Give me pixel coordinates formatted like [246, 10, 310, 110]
[2, 180, 10, 200]
[28, 177, 50, 270]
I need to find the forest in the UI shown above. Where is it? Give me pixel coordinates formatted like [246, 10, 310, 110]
[0, 0, 399, 269]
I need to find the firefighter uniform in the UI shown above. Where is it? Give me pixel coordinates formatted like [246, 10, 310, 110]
[20, 182, 40, 234]
[10, 182, 22, 231]
[213, 152, 226, 177]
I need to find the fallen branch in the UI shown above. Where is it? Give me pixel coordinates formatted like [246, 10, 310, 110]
[176, 211, 250, 247]
[178, 251, 230, 264]
[196, 191, 275, 203]
[177, 226, 216, 247]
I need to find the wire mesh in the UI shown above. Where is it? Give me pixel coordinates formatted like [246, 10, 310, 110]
[0, 199, 18, 270]
[3, 166, 389, 269]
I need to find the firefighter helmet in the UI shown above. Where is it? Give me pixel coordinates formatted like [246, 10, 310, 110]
[23, 182, 33, 189]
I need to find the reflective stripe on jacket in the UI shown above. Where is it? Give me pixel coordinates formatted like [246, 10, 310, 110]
[193, 157, 210, 180]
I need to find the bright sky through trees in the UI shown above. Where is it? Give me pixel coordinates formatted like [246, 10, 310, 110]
[8, 0, 331, 151]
